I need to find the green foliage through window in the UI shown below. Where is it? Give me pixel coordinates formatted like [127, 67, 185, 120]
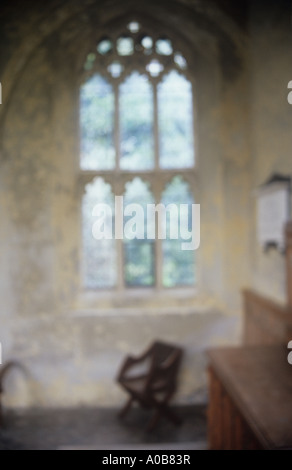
[80, 22, 196, 290]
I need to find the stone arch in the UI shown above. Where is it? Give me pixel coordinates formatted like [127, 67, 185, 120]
[0, 0, 247, 129]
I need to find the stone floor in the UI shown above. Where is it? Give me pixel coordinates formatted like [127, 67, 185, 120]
[0, 404, 207, 450]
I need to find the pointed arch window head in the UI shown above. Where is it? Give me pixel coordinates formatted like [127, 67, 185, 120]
[80, 75, 115, 171]
[92, 26, 188, 77]
[80, 21, 197, 292]
[120, 73, 154, 171]
[158, 71, 194, 169]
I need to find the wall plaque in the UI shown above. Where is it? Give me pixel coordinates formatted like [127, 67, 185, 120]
[256, 174, 291, 252]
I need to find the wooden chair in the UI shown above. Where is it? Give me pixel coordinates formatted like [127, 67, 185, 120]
[116, 341, 184, 431]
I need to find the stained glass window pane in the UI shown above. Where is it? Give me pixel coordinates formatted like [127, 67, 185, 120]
[158, 71, 194, 169]
[80, 75, 115, 170]
[141, 36, 153, 53]
[82, 178, 117, 289]
[156, 38, 173, 56]
[97, 38, 113, 55]
[146, 60, 164, 77]
[127, 22, 140, 33]
[107, 61, 124, 78]
[174, 53, 187, 70]
[117, 37, 134, 56]
[84, 53, 96, 71]
[161, 177, 195, 287]
[120, 73, 154, 171]
[123, 178, 155, 287]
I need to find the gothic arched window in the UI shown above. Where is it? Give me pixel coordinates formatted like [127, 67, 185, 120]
[80, 21, 197, 291]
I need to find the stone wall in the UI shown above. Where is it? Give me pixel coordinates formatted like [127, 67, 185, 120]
[248, 0, 292, 304]
[1, 0, 285, 408]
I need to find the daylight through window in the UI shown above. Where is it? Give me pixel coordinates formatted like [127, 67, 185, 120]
[80, 22, 196, 291]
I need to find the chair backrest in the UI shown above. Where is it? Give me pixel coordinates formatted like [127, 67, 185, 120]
[149, 341, 183, 387]
[151, 341, 183, 366]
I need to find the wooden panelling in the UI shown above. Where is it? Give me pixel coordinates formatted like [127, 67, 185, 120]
[286, 222, 292, 308]
[208, 366, 262, 450]
[242, 289, 292, 345]
[207, 346, 292, 450]
[208, 221, 292, 450]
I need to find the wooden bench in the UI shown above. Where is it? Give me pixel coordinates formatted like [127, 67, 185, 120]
[242, 288, 292, 346]
[207, 221, 292, 450]
[208, 345, 292, 450]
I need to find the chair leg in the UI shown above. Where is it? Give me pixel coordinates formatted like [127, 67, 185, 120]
[147, 409, 161, 432]
[118, 397, 134, 419]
